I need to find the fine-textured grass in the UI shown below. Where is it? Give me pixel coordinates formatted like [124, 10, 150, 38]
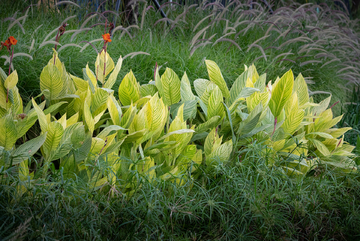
[339, 86, 360, 145]
[1, 146, 360, 240]
[1, 0, 360, 115]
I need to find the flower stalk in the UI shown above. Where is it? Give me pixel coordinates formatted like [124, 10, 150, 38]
[54, 23, 68, 65]
[100, 21, 113, 86]
[1, 36, 17, 103]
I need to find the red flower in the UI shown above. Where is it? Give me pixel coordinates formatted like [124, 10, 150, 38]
[102, 33, 112, 43]
[1, 36, 17, 51]
[9, 36, 17, 46]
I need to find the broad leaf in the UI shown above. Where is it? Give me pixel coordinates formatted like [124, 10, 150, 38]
[205, 60, 230, 98]
[269, 69, 294, 118]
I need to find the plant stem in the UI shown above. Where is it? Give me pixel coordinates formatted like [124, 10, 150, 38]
[103, 47, 106, 85]
[8, 45, 14, 76]
[54, 29, 61, 65]
[6, 46, 14, 103]
[271, 117, 277, 138]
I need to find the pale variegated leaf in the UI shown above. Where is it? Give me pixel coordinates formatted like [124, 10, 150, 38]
[269, 69, 294, 118]
[294, 73, 309, 107]
[95, 50, 115, 84]
[207, 86, 224, 119]
[160, 68, 181, 106]
[118, 70, 140, 106]
[42, 121, 64, 158]
[180, 72, 195, 101]
[83, 100, 94, 133]
[205, 60, 230, 98]
[107, 95, 122, 125]
[104, 56, 122, 89]
[0, 114, 18, 150]
[140, 84, 158, 97]
[194, 78, 211, 97]
[40, 63, 63, 100]
[158, 129, 195, 142]
[4, 70, 18, 90]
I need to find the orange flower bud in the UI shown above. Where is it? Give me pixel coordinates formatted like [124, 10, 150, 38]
[102, 33, 112, 43]
[9, 36, 17, 46]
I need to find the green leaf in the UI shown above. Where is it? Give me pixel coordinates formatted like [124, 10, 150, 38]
[4, 70, 18, 90]
[282, 92, 305, 135]
[205, 60, 230, 98]
[91, 88, 109, 113]
[180, 72, 195, 101]
[310, 138, 330, 156]
[98, 125, 126, 139]
[140, 84, 158, 97]
[158, 129, 195, 142]
[237, 103, 263, 136]
[306, 132, 334, 139]
[71, 74, 89, 92]
[228, 70, 247, 105]
[171, 100, 197, 121]
[83, 66, 96, 93]
[294, 73, 309, 107]
[11, 87, 23, 114]
[160, 68, 181, 106]
[254, 73, 266, 92]
[104, 56, 122, 89]
[194, 78, 211, 98]
[196, 116, 221, 133]
[207, 140, 233, 165]
[312, 95, 331, 116]
[42, 121, 64, 158]
[0, 114, 18, 150]
[223, 102, 236, 144]
[269, 69, 294, 118]
[52, 123, 82, 160]
[40, 63, 63, 101]
[118, 70, 140, 106]
[32, 98, 48, 132]
[207, 86, 224, 119]
[43, 101, 68, 115]
[95, 50, 115, 84]
[11, 133, 47, 165]
[107, 95, 122, 126]
[84, 100, 95, 133]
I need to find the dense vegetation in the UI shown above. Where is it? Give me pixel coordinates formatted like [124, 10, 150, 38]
[0, 0, 360, 240]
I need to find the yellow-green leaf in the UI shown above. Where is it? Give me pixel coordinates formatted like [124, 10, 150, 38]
[84, 100, 94, 133]
[0, 114, 18, 150]
[95, 50, 115, 84]
[294, 73, 309, 107]
[40, 63, 63, 100]
[104, 56, 122, 89]
[32, 98, 48, 132]
[107, 95, 122, 126]
[180, 72, 195, 101]
[160, 68, 181, 106]
[205, 60, 230, 98]
[207, 86, 224, 120]
[4, 70, 18, 90]
[118, 70, 140, 106]
[269, 69, 294, 118]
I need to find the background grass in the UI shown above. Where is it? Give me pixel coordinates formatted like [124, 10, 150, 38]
[1, 0, 359, 115]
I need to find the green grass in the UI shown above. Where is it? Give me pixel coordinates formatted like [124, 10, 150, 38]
[1, 0, 358, 114]
[1, 145, 360, 240]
